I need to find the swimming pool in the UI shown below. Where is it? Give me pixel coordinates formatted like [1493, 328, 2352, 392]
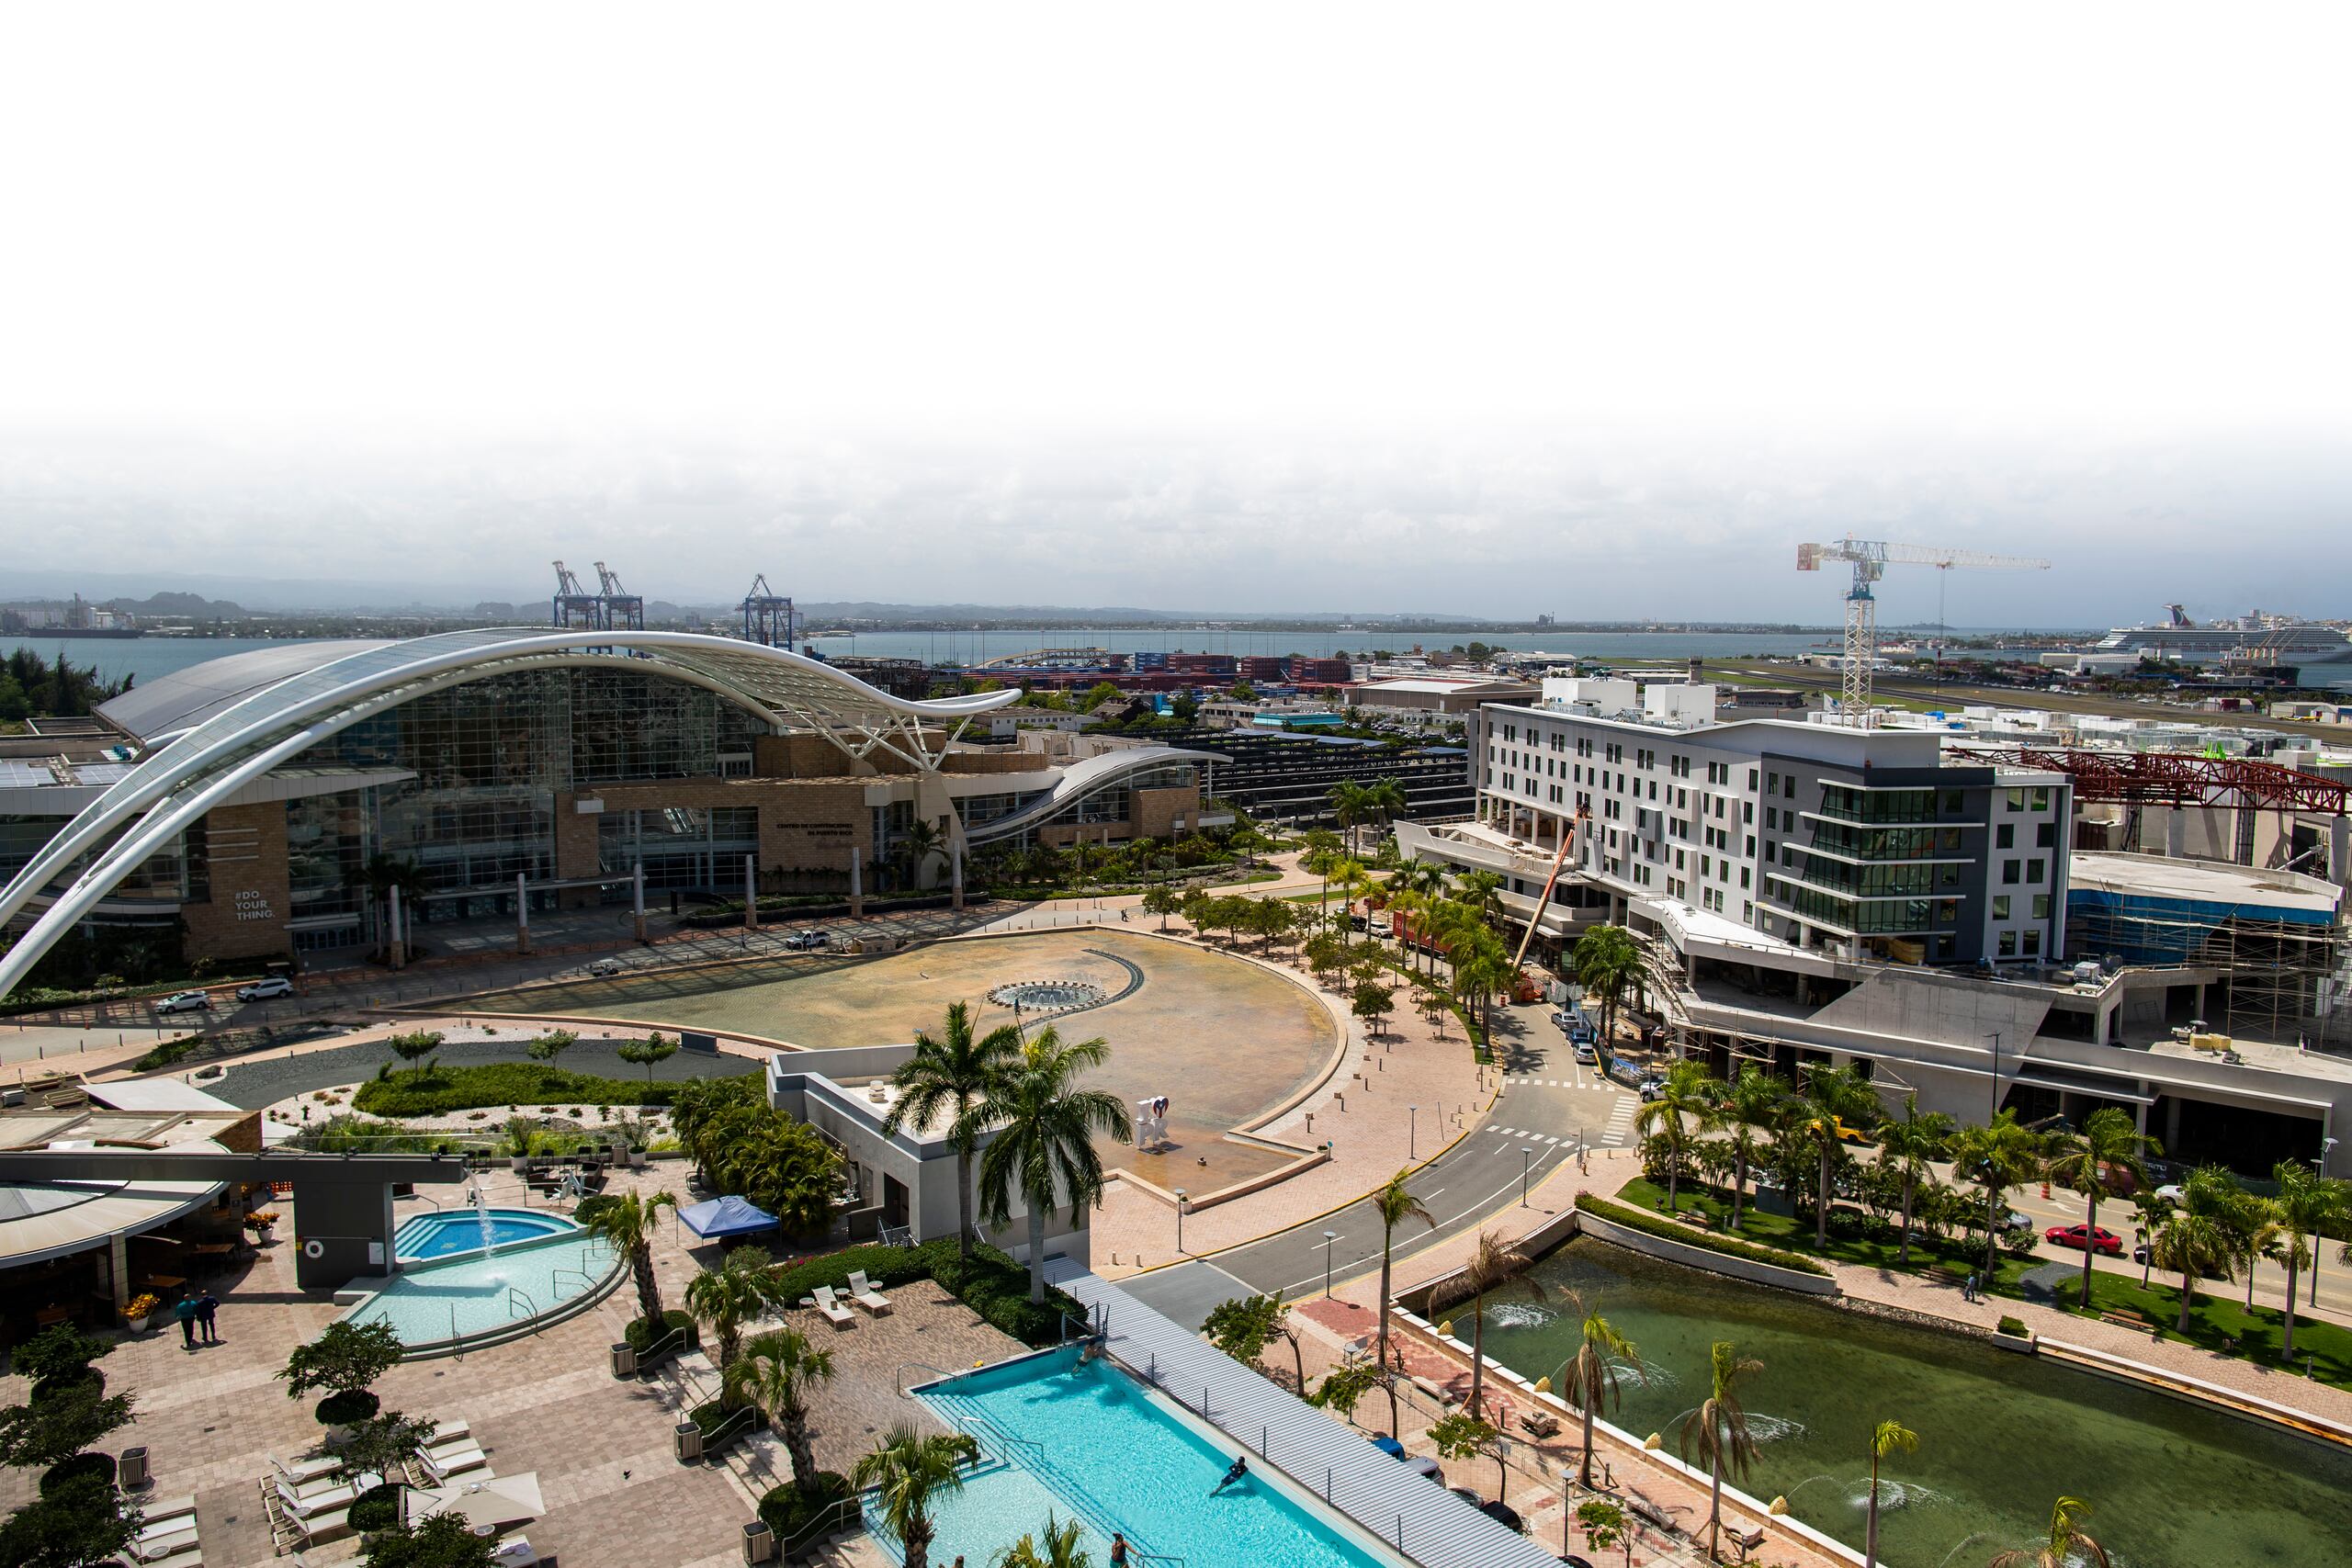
[912, 1349, 1402, 1568]
[395, 1207, 577, 1261]
[345, 1227, 619, 1352]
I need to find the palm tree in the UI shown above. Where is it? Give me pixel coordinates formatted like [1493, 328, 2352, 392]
[1951, 1111, 2044, 1280]
[1456, 1230, 1541, 1422]
[1329, 780, 1374, 852]
[1363, 777, 1407, 848]
[2267, 1159, 2346, 1366]
[1373, 1170, 1435, 1436]
[361, 853, 428, 950]
[1555, 1290, 1643, 1489]
[1570, 924, 1644, 1051]
[852, 1422, 979, 1568]
[895, 818, 945, 891]
[972, 1027, 1134, 1303]
[1864, 1418, 1917, 1568]
[2129, 1190, 2173, 1289]
[2152, 1198, 2235, 1333]
[990, 1514, 1091, 1568]
[885, 1001, 1025, 1257]
[1451, 939, 1514, 1049]
[2042, 1108, 2160, 1309]
[1988, 1495, 2111, 1568]
[724, 1327, 836, 1488]
[1678, 1340, 1764, 1561]
[1634, 1061, 1717, 1213]
[582, 1188, 678, 1328]
[685, 1245, 784, 1373]
[1794, 1064, 1883, 1247]
[1718, 1066, 1792, 1229]
[1876, 1097, 1955, 1268]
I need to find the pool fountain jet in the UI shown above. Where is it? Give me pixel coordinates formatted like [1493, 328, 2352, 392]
[471, 1182, 496, 1258]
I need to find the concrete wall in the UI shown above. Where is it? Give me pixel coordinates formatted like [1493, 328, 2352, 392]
[181, 802, 292, 962]
[292, 1177, 396, 1291]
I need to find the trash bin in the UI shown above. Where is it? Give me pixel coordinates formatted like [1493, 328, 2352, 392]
[741, 1520, 776, 1564]
[119, 1447, 150, 1490]
[674, 1421, 703, 1465]
[611, 1341, 637, 1379]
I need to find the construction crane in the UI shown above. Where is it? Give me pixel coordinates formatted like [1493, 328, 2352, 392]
[1797, 536, 2051, 723]
[740, 574, 796, 650]
[593, 561, 645, 631]
[551, 560, 605, 631]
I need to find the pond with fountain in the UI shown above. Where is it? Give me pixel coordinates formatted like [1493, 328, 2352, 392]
[1479, 1240, 2352, 1567]
[342, 1196, 621, 1354]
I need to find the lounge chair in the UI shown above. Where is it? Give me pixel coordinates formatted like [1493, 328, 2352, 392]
[276, 1479, 360, 1518]
[268, 1452, 343, 1485]
[845, 1271, 892, 1315]
[141, 1545, 204, 1568]
[424, 1419, 472, 1447]
[418, 1442, 492, 1482]
[139, 1496, 198, 1528]
[134, 1525, 200, 1562]
[810, 1285, 856, 1328]
[293, 1507, 353, 1547]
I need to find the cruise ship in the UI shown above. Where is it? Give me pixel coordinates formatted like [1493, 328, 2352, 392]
[2092, 605, 2352, 666]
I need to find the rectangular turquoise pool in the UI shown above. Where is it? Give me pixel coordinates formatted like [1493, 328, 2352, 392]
[912, 1349, 1400, 1568]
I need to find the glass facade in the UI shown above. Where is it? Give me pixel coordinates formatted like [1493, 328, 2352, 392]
[598, 806, 761, 892]
[0, 816, 204, 903]
[285, 791, 369, 921]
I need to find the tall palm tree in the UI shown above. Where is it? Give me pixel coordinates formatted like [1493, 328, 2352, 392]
[1364, 777, 1407, 847]
[1951, 1111, 2044, 1280]
[2042, 1107, 2160, 1309]
[1864, 1418, 1917, 1568]
[1456, 1230, 1541, 1422]
[724, 1327, 836, 1488]
[990, 1514, 1091, 1568]
[1373, 1170, 1435, 1437]
[1875, 1097, 1956, 1267]
[1452, 941, 1515, 1051]
[1570, 925, 1644, 1051]
[1678, 1340, 1764, 1562]
[972, 1027, 1134, 1303]
[1329, 780, 1374, 852]
[1794, 1064, 1883, 1247]
[1634, 1060, 1717, 1213]
[852, 1422, 979, 1568]
[895, 818, 945, 891]
[2152, 1198, 2235, 1333]
[2267, 1159, 2346, 1366]
[1988, 1495, 2111, 1568]
[1718, 1066, 1792, 1228]
[582, 1188, 678, 1329]
[1555, 1290, 1643, 1489]
[885, 1001, 1025, 1257]
[686, 1246, 785, 1374]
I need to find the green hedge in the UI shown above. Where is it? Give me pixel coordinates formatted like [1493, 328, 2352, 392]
[1576, 1192, 1830, 1277]
[354, 1063, 677, 1116]
[1997, 1315, 2030, 1337]
[759, 1473, 854, 1546]
[349, 1483, 402, 1533]
[624, 1309, 698, 1356]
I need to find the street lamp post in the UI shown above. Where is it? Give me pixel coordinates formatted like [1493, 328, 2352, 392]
[1174, 1189, 1189, 1255]
[2313, 1139, 2340, 1305]
[1409, 1105, 1418, 1160]
[1521, 1147, 1534, 1207]
[1987, 1031, 2002, 1121]
[1322, 1229, 1339, 1297]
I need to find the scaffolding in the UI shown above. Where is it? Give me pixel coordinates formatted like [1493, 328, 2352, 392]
[2066, 888, 2349, 1050]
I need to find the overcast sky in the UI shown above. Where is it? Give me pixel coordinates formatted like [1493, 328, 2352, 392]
[2, 3, 2346, 625]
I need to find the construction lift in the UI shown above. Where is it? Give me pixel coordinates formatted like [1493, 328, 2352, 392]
[1797, 536, 2051, 724]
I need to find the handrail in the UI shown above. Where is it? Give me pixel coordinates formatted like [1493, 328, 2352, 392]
[505, 1286, 537, 1322]
[895, 1360, 957, 1397]
[638, 1322, 688, 1364]
[551, 1267, 595, 1298]
[696, 1402, 760, 1451]
[774, 1491, 868, 1560]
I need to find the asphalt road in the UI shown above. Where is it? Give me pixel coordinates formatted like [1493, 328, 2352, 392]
[1122, 1002, 1632, 1329]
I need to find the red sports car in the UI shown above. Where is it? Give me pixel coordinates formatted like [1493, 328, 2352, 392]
[2044, 1223, 2124, 1256]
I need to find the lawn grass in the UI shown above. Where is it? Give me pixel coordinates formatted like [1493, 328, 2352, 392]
[1616, 1176, 2352, 1390]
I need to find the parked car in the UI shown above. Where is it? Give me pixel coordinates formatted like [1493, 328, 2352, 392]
[1570, 1041, 1599, 1066]
[783, 929, 828, 951]
[235, 976, 294, 1001]
[1999, 1208, 2036, 1235]
[585, 957, 623, 976]
[1637, 1076, 1668, 1101]
[1549, 1009, 1577, 1032]
[154, 990, 211, 1014]
[2044, 1223, 2125, 1256]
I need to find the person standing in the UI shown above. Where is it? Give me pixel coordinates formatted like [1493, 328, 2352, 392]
[173, 1293, 198, 1350]
[197, 1289, 221, 1345]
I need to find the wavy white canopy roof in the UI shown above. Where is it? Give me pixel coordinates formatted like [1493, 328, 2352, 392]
[0, 630, 1018, 997]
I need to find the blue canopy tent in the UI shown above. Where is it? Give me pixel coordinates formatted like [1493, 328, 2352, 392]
[676, 1194, 780, 1240]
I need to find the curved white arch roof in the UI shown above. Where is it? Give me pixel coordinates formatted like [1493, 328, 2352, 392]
[964, 744, 1219, 847]
[0, 629, 1020, 998]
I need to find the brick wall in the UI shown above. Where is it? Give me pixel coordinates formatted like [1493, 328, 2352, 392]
[181, 803, 293, 962]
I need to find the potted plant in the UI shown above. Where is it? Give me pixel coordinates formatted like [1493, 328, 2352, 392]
[281, 1320, 403, 1445]
[244, 1210, 279, 1244]
[122, 1294, 162, 1335]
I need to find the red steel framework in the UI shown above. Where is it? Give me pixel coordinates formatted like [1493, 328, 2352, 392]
[1955, 746, 2351, 814]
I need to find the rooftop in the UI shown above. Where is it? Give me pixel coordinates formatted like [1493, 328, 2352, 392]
[2071, 851, 2343, 918]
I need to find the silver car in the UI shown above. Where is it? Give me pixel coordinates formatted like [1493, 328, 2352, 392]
[155, 990, 211, 1014]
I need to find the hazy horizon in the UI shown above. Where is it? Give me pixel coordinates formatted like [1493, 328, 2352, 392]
[3, 5, 2346, 627]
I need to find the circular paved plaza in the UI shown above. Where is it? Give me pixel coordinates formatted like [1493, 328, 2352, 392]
[461, 929, 1337, 1187]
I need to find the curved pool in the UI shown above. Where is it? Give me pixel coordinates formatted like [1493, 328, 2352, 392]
[396, 1207, 576, 1261]
[349, 1216, 619, 1354]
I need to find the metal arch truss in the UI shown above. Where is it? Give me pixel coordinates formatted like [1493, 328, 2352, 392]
[0, 630, 1019, 999]
[1951, 744, 2352, 815]
[961, 746, 1223, 850]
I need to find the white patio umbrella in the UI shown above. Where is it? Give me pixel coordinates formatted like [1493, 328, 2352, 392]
[401, 1472, 546, 1530]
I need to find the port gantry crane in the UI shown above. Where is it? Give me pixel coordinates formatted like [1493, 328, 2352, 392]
[550, 560, 605, 630]
[592, 561, 645, 632]
[1797, 536, 2051, 724]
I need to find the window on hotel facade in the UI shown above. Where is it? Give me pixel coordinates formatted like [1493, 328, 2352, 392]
[2032, 893, 2051, 920]
[1996, 824, 2014, 849]
[1992, 895, 2010, 920]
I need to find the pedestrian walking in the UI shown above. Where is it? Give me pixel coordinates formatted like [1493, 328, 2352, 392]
[1963, 1271, 1978, 1303]
[173, 1293, 198, 1349]
[198, 1289, 221, 1344]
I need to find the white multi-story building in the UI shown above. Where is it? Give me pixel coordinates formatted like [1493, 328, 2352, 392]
[1467, 680, 2070, 968]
